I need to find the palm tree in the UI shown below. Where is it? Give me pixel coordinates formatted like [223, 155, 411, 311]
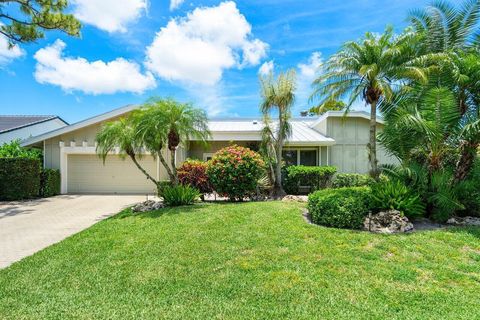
[260, 69, 296, 198]
[96, 117, 157, 186]
[136, 98, 210, 185]
[311, 26, 427, 179]
[408, 0, 480, 54]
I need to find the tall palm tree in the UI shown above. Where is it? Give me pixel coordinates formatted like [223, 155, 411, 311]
[137, 98, 210, 185]
[260, 69, 296, 198]
[96, 117, 157, 186]
[311, 26, 426, 178]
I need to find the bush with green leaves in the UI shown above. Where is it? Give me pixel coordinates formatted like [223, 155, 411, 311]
[332, 173, 375, 188]
[160, 185, 200, 207]
[178, 159, 213, 197]
[0, 140, 42, 160]
[207, 145, 265, 201]
[370, 180, 426, 219]
[40, 169, 61, 197]
[0, 158, 41, 200]
[457, 161, 480, 217]
[308, 187, 372, 229]
[283, 165, 337, 195]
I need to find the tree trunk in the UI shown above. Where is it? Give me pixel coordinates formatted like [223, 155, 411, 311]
[453, 140, 478, 183]
[368, 100, 379, 180]
[128, 154, 158, 186]
[157, 151, 175, 183]
[271, 112, 287, 199]
[170, 148, 179, 186]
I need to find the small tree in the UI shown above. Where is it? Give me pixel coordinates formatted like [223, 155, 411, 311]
[0, 0, 81, 46]
[259, 69, 296, 199]
[135, 98, 211, 186]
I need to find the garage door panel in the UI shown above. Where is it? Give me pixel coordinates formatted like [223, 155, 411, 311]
[67, 155, 157, 194]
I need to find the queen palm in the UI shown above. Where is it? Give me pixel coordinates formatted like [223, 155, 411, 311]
[311, 26, 426, 178]
[260, 69, 296, 198]
[137, 98, 210, 185]
[96, 117, 157, 186]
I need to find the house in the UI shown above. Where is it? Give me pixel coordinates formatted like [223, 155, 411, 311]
[0, 115, 68, 145]
[22, 105, 396, 195]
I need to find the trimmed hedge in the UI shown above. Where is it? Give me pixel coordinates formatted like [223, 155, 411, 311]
[308, 187, 372, 229]
[283, 165, 337, 195]
[40, 169, 61, 197]
[0, 158, 41, 201]
[332, 173, 375, 188]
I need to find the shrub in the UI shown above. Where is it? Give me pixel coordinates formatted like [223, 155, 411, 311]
[308, 187, 372, 229]
[457, 162, 480, 217]
[0, 158, 41, 200]
[40, 169, 61, 197]
[160, 185, 200, 206]
[332, 173, 375, 188]
[156, 181, 172, 195]
[207, 145, 265, 201]
[283, 165, 336, 195]
[370, 180, 426, 219]
[0, 140, 42, 160]
[178, 159, 213, 198]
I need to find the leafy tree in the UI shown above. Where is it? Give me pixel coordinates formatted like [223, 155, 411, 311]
[0, 139, 42, 160]
[311, 26, 427, 179]
[260, 69, 296, 198]
[95, 117, 157, 186]
[309, 99, 346, 115]
[0, 0, 81, 46]
[135, 98, 210, 185]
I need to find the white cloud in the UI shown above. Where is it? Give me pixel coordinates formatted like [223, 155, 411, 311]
[72, 0, 147, 33]
[295, 52, 323, 113]
[170, 0, 184, 10]
[258, 60, 274, 76]
[34, 40, 156, 95]
[145, 1, 268, 86]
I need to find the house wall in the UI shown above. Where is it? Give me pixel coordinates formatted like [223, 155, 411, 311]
[187, 141, 252, 160]
[324, 117, 397, 173]
[0, 118, 66, 144]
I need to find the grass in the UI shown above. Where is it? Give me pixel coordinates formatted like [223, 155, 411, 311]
[1, 202, 480, 319]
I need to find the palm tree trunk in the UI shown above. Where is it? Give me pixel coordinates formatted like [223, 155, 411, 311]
[271, 112, 287, 199]
[453, 141, 478, 183]
[369, 100, 379, 180]
[129, 154, 158, 186]
[170, 149, 179, 186]
[157, 151, 175, 183]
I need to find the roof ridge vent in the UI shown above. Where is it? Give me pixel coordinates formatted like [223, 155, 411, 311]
[252, 120, 258, 125]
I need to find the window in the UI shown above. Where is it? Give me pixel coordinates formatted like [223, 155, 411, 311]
[282, 149, 317, 166]
[300, 150, 317, 166]
[203, 153, 214, 161]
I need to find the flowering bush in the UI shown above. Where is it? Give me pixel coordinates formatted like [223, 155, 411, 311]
[178, 159, 213, 197]
[207, 145, 265, 201]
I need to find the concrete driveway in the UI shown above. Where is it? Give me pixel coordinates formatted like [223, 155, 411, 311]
[0, 195, 145, 269]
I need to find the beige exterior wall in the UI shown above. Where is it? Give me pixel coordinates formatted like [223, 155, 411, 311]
[324, 117, 397, 173]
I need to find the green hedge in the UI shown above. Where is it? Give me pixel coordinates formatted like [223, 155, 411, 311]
[0, 158, 41, 201]
[40, 169, 61, 197]
[332, 173, 375, 188]
[308, 187, 372, 229]
[283, 165, 337, 195]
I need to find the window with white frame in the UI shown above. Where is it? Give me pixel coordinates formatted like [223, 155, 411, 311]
[282, 148, 317, 166]
[203, 153, 214, 161]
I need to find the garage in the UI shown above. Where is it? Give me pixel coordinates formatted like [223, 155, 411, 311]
[67, 154, 157, 194]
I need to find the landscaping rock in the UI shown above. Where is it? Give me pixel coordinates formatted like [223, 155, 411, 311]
[363, 210, 414, 234]
[132, 200, 164, 213]
[282, 195, 308, 202]
[446, 216, 480, 226]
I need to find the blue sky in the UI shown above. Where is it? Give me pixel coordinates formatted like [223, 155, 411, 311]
[0, 0, 430, 123]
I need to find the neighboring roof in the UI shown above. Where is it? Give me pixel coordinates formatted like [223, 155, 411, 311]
[0, 115, 68, 134]
[21, 104, 138, 146]
[311, 110, 384, 127]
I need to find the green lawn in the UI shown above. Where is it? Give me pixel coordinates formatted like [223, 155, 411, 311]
[1, 202, 480, 319]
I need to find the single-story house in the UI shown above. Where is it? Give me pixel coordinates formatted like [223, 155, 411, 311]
[22, 105, 396, 195]
[0, 115, 68, 145]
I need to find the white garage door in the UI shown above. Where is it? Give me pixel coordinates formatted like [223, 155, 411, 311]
[67, 155, 157, 194]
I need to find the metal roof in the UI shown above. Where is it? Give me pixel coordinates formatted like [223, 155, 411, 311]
[0, 115, 67, 134]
